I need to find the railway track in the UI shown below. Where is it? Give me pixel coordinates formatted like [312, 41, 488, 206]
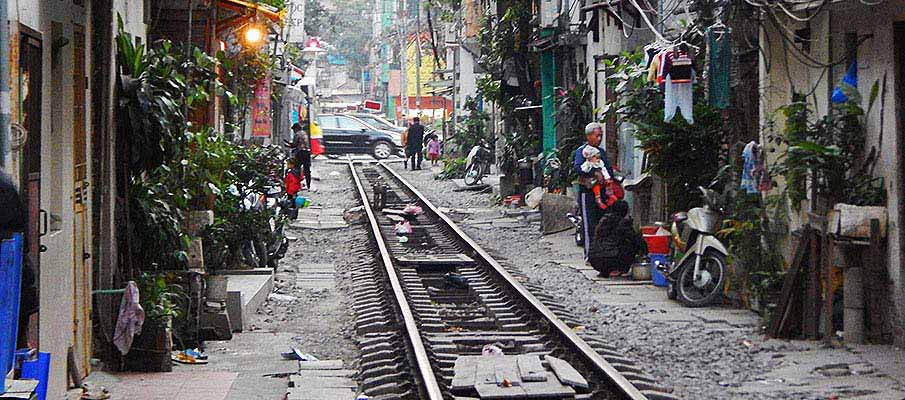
[348, 160, 676, 400]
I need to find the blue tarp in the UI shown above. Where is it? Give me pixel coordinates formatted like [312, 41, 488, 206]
[832, 60, 858, 104]
[0, 233, 24, 392]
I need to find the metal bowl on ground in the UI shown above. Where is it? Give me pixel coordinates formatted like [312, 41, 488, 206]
[632, 262, 652, 281]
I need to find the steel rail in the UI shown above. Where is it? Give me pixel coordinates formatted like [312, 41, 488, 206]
[348, 160, 445, 400]
[378, 161, 649, 400]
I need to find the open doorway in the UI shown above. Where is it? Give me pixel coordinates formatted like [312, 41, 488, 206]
[19, 27, 43, 349]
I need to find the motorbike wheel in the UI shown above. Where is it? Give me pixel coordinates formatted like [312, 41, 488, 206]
[241, 241, 261, 268]
[676, 250, 727, 307]
[463, 162, 481, 186]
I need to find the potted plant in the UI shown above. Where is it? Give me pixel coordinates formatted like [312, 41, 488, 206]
[124, 274, 185, 372]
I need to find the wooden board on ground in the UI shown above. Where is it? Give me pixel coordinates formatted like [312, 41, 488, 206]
[452, 356, 480, 391]
[396, 253, 475, 266]
[475, 383, 528, 398]
[494, 356, 523, 387]
[516, 354, 547, 382]
[522, 373, 577, 397]
[768, 228, 811, 338]
[545, 356, 589, 389]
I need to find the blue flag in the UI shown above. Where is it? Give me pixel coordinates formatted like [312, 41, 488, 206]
[831, 60, 857, 103]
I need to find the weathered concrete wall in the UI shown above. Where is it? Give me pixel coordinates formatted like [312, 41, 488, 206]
[760, 3, 905, 345]
[4, 0, 147, 396]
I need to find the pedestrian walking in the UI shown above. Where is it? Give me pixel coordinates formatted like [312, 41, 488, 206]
[406, 117, 426, 170]
[426, 136, 442, 166]
[573, 122, 615, 261]
[588, 200, 644, 277]
[285, 122, 312, 189]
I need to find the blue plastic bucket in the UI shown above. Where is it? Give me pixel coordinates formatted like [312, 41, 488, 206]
[1, 233, 24, 391]
[20, 352, 50, 400]
[649, 253, 669, 287]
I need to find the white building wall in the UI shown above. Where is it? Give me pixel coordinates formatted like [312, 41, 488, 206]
[760, 3, 905, 345]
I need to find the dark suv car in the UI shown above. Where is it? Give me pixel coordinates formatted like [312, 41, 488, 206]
[315, 114, 403, 159]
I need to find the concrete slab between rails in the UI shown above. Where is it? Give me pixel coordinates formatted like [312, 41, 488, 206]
[226, 273, 274, 332]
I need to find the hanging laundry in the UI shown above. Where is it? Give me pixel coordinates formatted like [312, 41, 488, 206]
[664, 75, 694, 123]
[662, 49, 694, 83]
[113, 281, 145, 355]
[708, 28, 732, 109]
[647, 50, 664, 84]
[753, 144, 772, 193]
[831, 60, 857, 104]
[662, 48, 695, 123]
[740, 141, 758, 194]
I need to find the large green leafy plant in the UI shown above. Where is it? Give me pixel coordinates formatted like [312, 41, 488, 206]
[770, 88, 885, 211]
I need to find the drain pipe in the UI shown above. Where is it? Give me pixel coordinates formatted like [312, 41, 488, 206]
[0, 0, 9, 171]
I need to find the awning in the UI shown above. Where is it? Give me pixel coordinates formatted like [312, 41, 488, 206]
[218, 0, 283, 23]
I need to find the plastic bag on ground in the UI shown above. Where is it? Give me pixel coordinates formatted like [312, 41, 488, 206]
[394, 221, 413, 235]
[525, 187, 544, 209]
[402, 204, 423, 216]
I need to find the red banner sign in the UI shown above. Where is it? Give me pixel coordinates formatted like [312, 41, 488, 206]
[363, 100, 382, 111]
[251, 76, 272, 137]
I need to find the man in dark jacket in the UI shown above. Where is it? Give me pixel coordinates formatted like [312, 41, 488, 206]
[573, 122, 615, 260]
[0, 172, 38, 348]
[406, 117, 425, 170]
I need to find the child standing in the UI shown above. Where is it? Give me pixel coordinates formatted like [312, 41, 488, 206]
[426, 136, 442, 166]
[284, 159, 303, 218]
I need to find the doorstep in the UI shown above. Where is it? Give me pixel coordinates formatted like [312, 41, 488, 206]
[226, 273, 274, 332]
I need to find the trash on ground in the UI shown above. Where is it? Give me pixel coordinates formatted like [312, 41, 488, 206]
[172, 351, 209, 365]
[402, 204, 423, 216]
[268, 293, 299, 303]
[525, 187, 544, 209]
[280, 347, 319, 361]
[481, 344, 504, 356]
[393, 220, 413, 235]
[343, 205, 366, 224]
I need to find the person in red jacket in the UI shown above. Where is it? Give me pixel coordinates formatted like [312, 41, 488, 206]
[285, 159, 303, 198]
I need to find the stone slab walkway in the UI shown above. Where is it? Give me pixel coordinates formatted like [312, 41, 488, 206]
[289, 207, 349, 230]
[541, 229, 905, 399]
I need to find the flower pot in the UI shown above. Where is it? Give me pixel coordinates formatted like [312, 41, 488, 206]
[123, 317, 173, 372]
[205, 275, 229, 302]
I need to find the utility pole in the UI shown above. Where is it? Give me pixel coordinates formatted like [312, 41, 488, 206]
[415, 1, 422, 114]
[398, 3, 408, 122]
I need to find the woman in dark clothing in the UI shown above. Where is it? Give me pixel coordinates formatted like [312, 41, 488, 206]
[588, 200, 645, 277]
[0, 172, 38, 348]
[286, 122, 312, 189]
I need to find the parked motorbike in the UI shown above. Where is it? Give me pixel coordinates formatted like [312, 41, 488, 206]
[463, 140, 492, 186]
[659, 186, 729, 307]
[236, 182, 290, 269]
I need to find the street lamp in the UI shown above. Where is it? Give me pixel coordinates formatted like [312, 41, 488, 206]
[243, 24, 265, 48]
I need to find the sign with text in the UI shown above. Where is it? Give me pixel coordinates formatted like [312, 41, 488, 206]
[285, 0, 306, 43]
[251, 76, 272, 137]
[363, 100, 382, 111]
